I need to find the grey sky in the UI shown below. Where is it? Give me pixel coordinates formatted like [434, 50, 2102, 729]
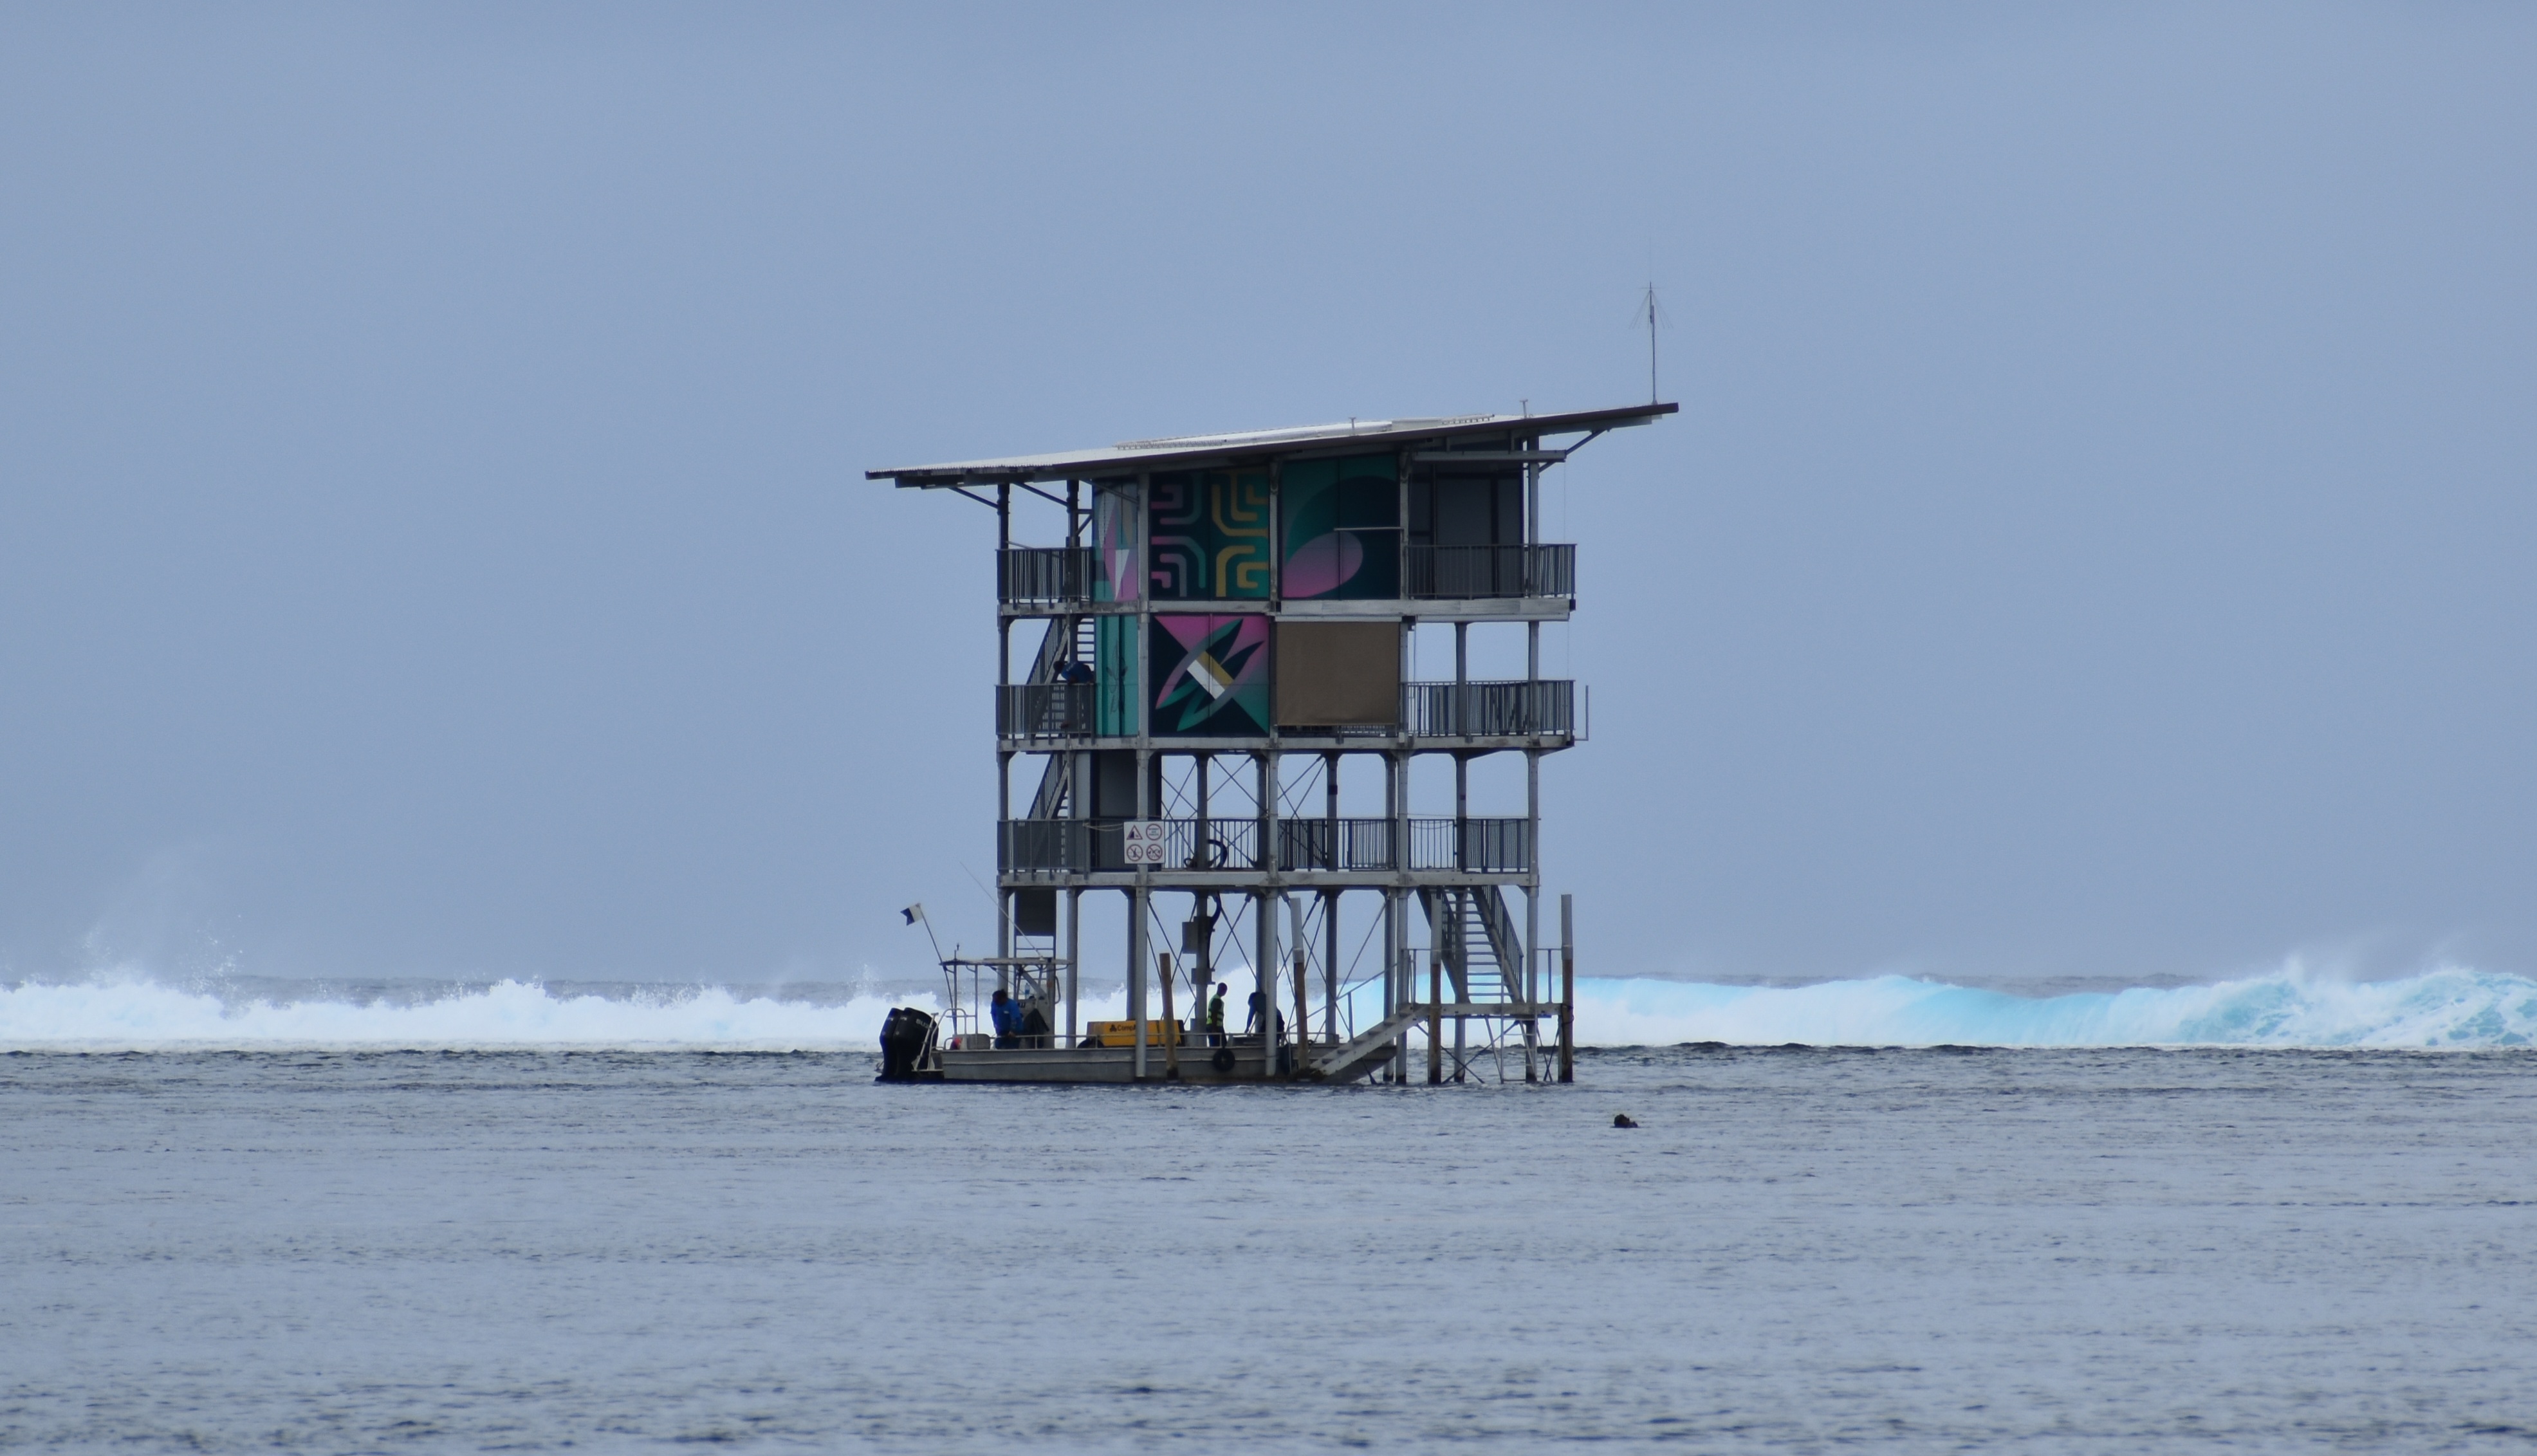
[3, 5, 2530, 986]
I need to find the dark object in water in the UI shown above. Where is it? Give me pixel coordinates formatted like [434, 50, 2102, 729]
[876, 1007, 939, 1082]
[1612, 1113, 1639, 1129]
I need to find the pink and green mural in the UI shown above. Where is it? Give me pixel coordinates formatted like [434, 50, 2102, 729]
[1150, 469, 1270, 601]
[1150, 614, 1269, 737]
[1093, 615, 1138, 737]
[1279, 455, 1399, 600]
[1092, 480, 1139, 604]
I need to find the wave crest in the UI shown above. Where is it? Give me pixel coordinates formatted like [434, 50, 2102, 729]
[1574, 966, 2537, 1049]
[3, 966, 2531, 1051]
[0, 977, 924, 1053]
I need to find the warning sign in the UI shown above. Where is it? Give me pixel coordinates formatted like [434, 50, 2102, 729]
[1121, 820, 1168, 865]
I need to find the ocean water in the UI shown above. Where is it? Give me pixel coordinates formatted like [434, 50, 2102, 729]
[6, 977, 2536, 1450]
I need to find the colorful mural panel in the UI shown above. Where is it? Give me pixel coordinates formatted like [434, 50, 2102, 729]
[1092, 479, 1139, 604]
[1149, 614, 1270, 737]
[1280, 455, 1400, 600]
[1094, 614, 1139, 737]
[1149, 469, 1270, 601]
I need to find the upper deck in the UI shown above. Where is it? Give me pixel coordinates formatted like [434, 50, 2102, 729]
[874, 401, 1669, 759]
[872, 402, 1671, 622]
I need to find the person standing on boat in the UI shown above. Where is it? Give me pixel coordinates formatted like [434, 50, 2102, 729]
[990, 988, 1022, 1049]
[1204, 983, 1227, 1046]
[1246, 982, 1280, 1043]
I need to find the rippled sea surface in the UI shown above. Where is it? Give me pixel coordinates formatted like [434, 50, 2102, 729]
[5, 1047, 2534, 1451]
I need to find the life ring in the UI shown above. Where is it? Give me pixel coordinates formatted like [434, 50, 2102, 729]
[1210, 1047, 1237, 1074]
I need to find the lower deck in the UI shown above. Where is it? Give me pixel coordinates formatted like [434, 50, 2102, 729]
[942, 1040, 1293, 1083]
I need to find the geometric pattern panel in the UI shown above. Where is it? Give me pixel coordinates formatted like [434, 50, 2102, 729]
[1150, 468, 1270, 601]
[1150, 614, 1270, 737]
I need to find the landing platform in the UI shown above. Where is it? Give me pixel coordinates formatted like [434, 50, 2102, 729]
[938, 1042, 1388, 1084]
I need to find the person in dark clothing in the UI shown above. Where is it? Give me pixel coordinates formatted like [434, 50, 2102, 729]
[990, 988, 1022, 1048]
[1204, 983, 1227, 1046]
[1246, 984, 1281, 1043]
[1053, 659, 1096, 732]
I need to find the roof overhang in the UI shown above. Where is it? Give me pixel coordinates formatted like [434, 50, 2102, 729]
[867, 400, 1676, 488]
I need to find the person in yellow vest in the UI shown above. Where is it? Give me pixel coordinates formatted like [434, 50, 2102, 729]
[1204, 983, 1227, 1046]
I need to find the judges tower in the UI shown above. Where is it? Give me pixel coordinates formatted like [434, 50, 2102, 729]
[870, 400, 1672, 1083]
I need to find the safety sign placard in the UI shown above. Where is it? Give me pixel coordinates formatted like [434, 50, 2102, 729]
[1121, 820, 1168, 865]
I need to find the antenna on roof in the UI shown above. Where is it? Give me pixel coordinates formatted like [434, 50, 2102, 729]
[1634, 282, 1665, 404]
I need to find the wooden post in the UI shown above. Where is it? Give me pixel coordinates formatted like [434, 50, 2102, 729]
[1558, 893, 1574, 1084]
[1065, 888, 1080, 1047]
[1130, 887, 1149, 1081]
[1158, 952, 1180, 1080]
[1289, 896, 1309, 1080]
[1427, 952, 1443, 1085]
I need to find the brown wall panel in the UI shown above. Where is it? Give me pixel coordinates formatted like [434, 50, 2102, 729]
[1275, 621, 1401, 727]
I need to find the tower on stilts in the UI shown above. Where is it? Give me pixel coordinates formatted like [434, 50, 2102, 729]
[869, 400, 1672, 1083]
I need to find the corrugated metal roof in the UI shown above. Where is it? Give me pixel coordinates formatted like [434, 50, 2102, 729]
[867, 400, 1675, 486]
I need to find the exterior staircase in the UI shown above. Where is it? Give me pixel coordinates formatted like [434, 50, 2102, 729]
[1306, 1008, 1417, 1083]
[1420, 885, 1524, 1007]
[1025, 616, 1097, 817]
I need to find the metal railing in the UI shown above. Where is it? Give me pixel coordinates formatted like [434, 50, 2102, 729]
[1441, 818, 1533, 872]
[1000, 543, 1567, 605]
[1401, 679, 1574, 738]
[1402, 543, 1574, 600]
[1275, 818, 1396, 872]
[1001, 816, 1532, 873]
[1000, 681, 1576, 742]
[998, 547, 1096, 607]
[996, 683, 1096, 741]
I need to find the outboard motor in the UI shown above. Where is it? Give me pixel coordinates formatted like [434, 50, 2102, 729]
[876, 1007, 938, 1082]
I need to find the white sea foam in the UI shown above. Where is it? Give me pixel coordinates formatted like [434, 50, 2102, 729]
[3, 966, 2532, 1051]
[1571, 965, 2537, 1049]
[0, 978, 931, 1053]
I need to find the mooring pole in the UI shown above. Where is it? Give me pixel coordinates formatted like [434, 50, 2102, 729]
[1288, 895, 1309, 1080]
[1129, 887, 1149, 1081]
[1322, 889, 1340, 1046]
[1157, 952, 1180, 1080]
[1065, 887, 1080, 1046]
[1322, 754, 1340, 1044]
[1256, 887, 1277, 1082]
[1427, 952, 1443, 1085]
[1558, 892, 1575, 1084]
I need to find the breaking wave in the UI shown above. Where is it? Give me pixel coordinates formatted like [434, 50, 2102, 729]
[1573, 966, 2537, 1049]
[0, 978, 934, 1053]
[1, 966, 2532, 1052]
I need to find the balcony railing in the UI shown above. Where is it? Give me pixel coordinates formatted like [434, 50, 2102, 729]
[1402, 544, 1574, 600]
[1401, 679, 1574, 738]
[997, 683, 1096, 741]
[999, 547, 1096, 607]
[999, 680, 1575, 742]
[998, 544, 1567, 606]
[1000, 817, 1533, 874]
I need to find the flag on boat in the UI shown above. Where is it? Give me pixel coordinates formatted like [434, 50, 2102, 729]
[901, 903, 925, 925]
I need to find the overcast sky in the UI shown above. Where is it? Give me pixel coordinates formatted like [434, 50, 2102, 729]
[3, 4, 2531, 986]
